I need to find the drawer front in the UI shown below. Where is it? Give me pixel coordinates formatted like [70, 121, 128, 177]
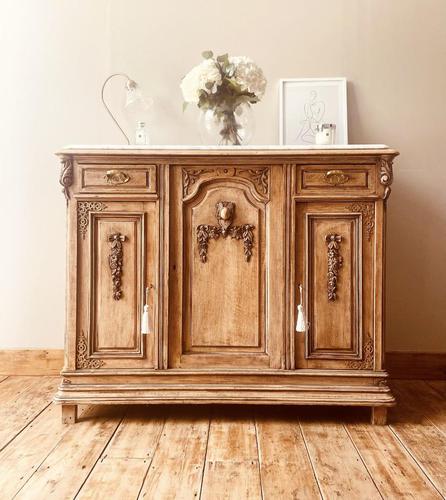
[79, 164, 157, 193]
[296, 165, 375, 195]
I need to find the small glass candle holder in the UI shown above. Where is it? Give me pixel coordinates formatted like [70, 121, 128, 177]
[315, 123, 336, 145]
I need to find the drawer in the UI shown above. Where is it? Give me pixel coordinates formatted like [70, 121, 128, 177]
[296, 165, 376, 195]
[78, 164, 157, 193]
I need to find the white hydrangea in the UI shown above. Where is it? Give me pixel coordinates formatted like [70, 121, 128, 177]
[230, 56, 267, 98]
[180, 59, 222, 103]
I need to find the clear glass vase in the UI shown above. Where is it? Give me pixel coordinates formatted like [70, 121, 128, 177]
[198, 103, 255, 146]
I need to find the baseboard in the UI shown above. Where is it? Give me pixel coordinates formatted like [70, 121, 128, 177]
[0, 349, 64, 376]
[0, 349, 444, 379]
[386, 351, 446, 380]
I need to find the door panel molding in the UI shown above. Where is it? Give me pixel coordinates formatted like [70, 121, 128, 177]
[169, 165, 285, 369]
[89, 211, 146, 358]
[304, 211, 363, 361]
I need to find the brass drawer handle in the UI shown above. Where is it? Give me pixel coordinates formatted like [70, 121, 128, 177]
[324, 170, 350, 186]
[105, 169, 130, 185]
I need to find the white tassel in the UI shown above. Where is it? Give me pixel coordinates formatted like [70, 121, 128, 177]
[296, 304, 306, 332]
[141, 286, 153, 335]
[295, 284, 306, 333]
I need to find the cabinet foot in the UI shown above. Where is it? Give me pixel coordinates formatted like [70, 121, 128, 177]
[371, 406, 387, 425]
[62, 404, 78, 424]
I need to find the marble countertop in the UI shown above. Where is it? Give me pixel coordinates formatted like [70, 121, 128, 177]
[62, 144, 389, 151]
[57, 144, 399, 158]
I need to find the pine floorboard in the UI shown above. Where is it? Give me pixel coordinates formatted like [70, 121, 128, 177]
[0, 377, 444, 499]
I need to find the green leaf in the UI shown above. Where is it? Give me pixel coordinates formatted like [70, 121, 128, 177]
[205, 81, 214, 90]
[217, 53, 229, 64]
[202, 50, 213, 59]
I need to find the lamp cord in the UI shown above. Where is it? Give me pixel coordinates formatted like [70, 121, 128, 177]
[101, 73, 132, 145]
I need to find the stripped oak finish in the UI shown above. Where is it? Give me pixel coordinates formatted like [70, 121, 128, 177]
[57, 147, 398, 425]
[0, 376, 444, 499]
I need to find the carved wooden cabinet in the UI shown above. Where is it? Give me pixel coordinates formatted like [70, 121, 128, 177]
[56, 147, 398, 425]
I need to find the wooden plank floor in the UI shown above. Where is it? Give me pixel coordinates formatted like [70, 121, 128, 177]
[0, 377, 444, 499]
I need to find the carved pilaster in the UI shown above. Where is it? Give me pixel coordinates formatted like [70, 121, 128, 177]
[379, 157, 394, 200]
[77, 201, 107, 239]
[76, 332, 105, 369]
[59, 157, 73, 204]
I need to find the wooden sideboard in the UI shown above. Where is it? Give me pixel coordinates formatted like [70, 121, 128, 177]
[56, 146, 398, 424]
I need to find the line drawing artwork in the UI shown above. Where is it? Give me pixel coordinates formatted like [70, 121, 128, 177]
[296, 90, 326, 143]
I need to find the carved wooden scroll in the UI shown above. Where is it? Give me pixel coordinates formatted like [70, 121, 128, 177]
[59, 157, 73, 203]
[182, 167, 269, 199]
[379, 157, 394, 200]
[76, 331, 105, 369]
[197, 201, 255, 263]
[108, 233, 126, 300]
[347, 337, 374, 369]
[77, 202, 107, 239]
[326, 233, 343, 301]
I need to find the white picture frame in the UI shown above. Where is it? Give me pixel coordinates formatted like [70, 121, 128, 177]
[279, 78, 348, 145]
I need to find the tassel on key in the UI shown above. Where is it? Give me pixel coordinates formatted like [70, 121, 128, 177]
[141, 285, 153, 335]
[295, 284, 306, 333]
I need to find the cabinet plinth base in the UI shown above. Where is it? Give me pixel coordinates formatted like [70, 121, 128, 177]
[55, 372, 395, 423]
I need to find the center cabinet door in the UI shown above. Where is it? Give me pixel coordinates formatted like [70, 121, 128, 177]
[169, 165, 286, 369]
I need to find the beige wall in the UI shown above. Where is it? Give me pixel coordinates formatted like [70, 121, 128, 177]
[1, 0, 445, 351]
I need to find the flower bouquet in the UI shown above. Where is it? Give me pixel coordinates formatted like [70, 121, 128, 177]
[181, 51, 267, 145]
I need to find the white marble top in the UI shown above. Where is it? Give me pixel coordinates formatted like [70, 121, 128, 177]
[63, 144, 389, 150]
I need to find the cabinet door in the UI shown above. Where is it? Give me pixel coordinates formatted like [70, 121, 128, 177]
[169, 165, 285, 369]
[295, 201, 376, 370]
[76, 200, 158, 369]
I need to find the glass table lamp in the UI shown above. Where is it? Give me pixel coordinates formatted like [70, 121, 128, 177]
[101, 73, 153, 145]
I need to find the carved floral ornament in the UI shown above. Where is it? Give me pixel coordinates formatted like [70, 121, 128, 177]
[182, 167, 269, 198]
[347, 337, 374, 370]
[197, 201, 255, 263]
[347, 202, 375, 241]
[326, 233, 343, 301]
[108, 233, 126, 300]
[77, 201, 107, 239]
[76, 331, 105, 369]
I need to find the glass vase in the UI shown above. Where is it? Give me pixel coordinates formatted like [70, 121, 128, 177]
[198, 103, 255, 146]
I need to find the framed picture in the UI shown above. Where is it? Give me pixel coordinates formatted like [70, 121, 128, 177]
[279, 78, 348, 145]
